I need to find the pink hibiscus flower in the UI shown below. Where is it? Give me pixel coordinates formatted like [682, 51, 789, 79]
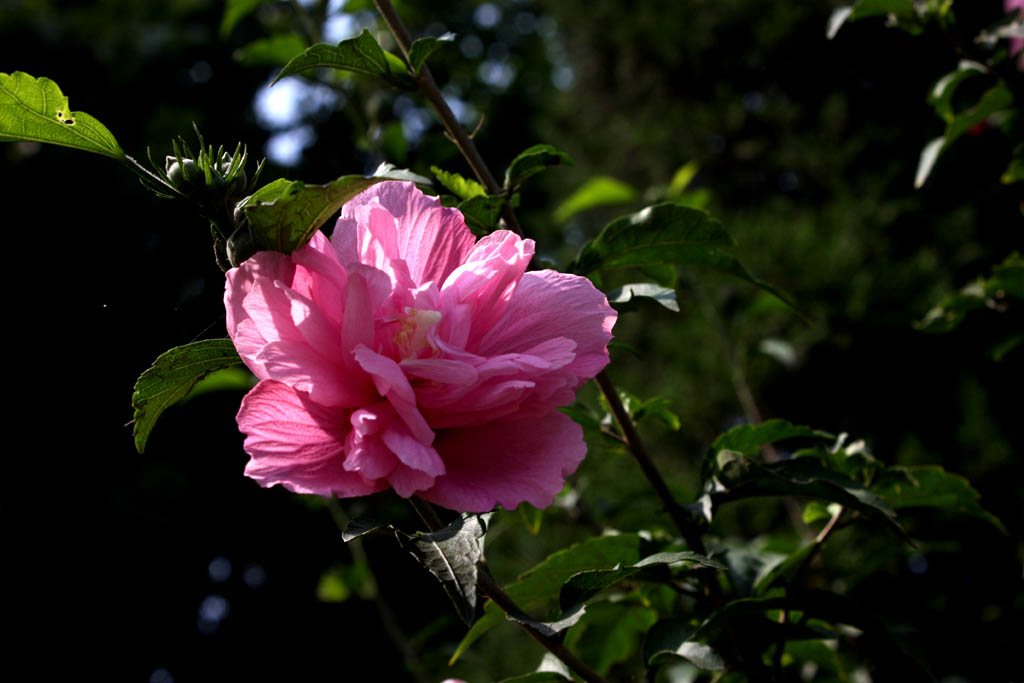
[225, 181, 616, 512]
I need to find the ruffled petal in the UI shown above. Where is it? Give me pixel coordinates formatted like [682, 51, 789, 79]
[474, 270, 615, 383]
[333, 181, 476, 286]
[418, 412, 587, 513]
[238, 380, 385, 498]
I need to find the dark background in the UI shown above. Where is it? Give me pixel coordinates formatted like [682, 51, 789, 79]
[3, 1, 1020, 680]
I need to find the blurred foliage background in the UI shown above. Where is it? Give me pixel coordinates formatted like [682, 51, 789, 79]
[3, 0, 1020, 680]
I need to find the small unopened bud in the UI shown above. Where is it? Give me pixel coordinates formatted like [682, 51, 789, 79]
[165, 156, 200, 188]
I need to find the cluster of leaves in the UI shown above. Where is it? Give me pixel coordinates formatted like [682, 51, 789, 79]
[341, 417, 1001, 681]
[829, 0, 1022, 188]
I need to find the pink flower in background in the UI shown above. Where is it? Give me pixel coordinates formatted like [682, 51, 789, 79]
[1008, 0, 1024, 67]
[225, 181, 615, 512]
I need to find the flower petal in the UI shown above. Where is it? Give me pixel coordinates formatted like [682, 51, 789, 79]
[237, 380, 385, 498]
[418, 412, 587, 513]
[333, 181, 476, 286]
[475, 270, 615, 382]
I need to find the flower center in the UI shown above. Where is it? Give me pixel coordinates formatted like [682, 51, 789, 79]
[394, 307, 442, 359]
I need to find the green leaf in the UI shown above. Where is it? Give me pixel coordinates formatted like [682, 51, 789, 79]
[131, 340, 242, 453]
[458, 194, 507, 235]
[752, 543, 817, 596]
[508, 604, 587, 637]
[634, 396, 682, 431]
[827, 0, 916, 38]
[242, 174, 390, 254]
[1002, 155, 1024, 185]
[431, 165, 486, 200]
[696, 453, 906, 539]
[873, 465, 1007, 533]
[928, 60, 986, 124]
[916, 252, 1023, 332]
[408, 33, 455, 75]
[571, 602, 659, 675]
[914, 136, 945, 189]
[711, 419, 831, 457]
[341, 517, 395, 542]
[234, 32, 309, 67]
[316, 559, 377, 602]
[220, 0, 264, 37]
[607, 283, 680, 312]
[665, 161, 700, 200]
[184, 366, 254, 399]
[450, 534, 641, 663]
[572, 204, 798, 309]
[498, 674, 570, 683]
[554, 175, 636, 223]
[644, 618, 726, 671]
[0, 72, 124, 160]
[850, 0, 915, 20]
[504, 143, 574, 190]
[944, 82, 1014, 148]
[271, 29, 414, 88]
[402, 514, 486, 625]
[519, 503, 544, 535]
[560, 552, 724, 610]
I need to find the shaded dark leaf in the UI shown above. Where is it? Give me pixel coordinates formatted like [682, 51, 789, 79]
[408, 33, 455, 75]
[504, 143, 573, 190]
[403, 514, 486, 626]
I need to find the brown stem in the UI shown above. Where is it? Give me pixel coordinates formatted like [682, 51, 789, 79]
[594, 370, 708, 556]
[408, 498, 610, 683]
[373, 0, 524, 238]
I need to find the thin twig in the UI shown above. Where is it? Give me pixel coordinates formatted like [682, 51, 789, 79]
[372, 0, 524, 237]
[595, 370, 708, 554]
[408, 498, 610, 683]
[325, 498, 430, 683]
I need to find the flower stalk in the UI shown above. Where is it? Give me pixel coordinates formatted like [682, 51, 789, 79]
[372, 0, 710, 559]
[408, 498, 610, 683]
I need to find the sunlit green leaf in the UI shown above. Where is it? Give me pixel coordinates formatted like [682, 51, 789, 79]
[131, 340, 242, 453]
[183, 366, 254, 399]
[242, 173, 405, 254]
[554, 175, 636, 223]
[572, 204, 798, 309]
[271, 29, 414, 88]
[0, 72, 124, 160]
[432, 165, 486, 199]
[666, 161, 700, 199]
